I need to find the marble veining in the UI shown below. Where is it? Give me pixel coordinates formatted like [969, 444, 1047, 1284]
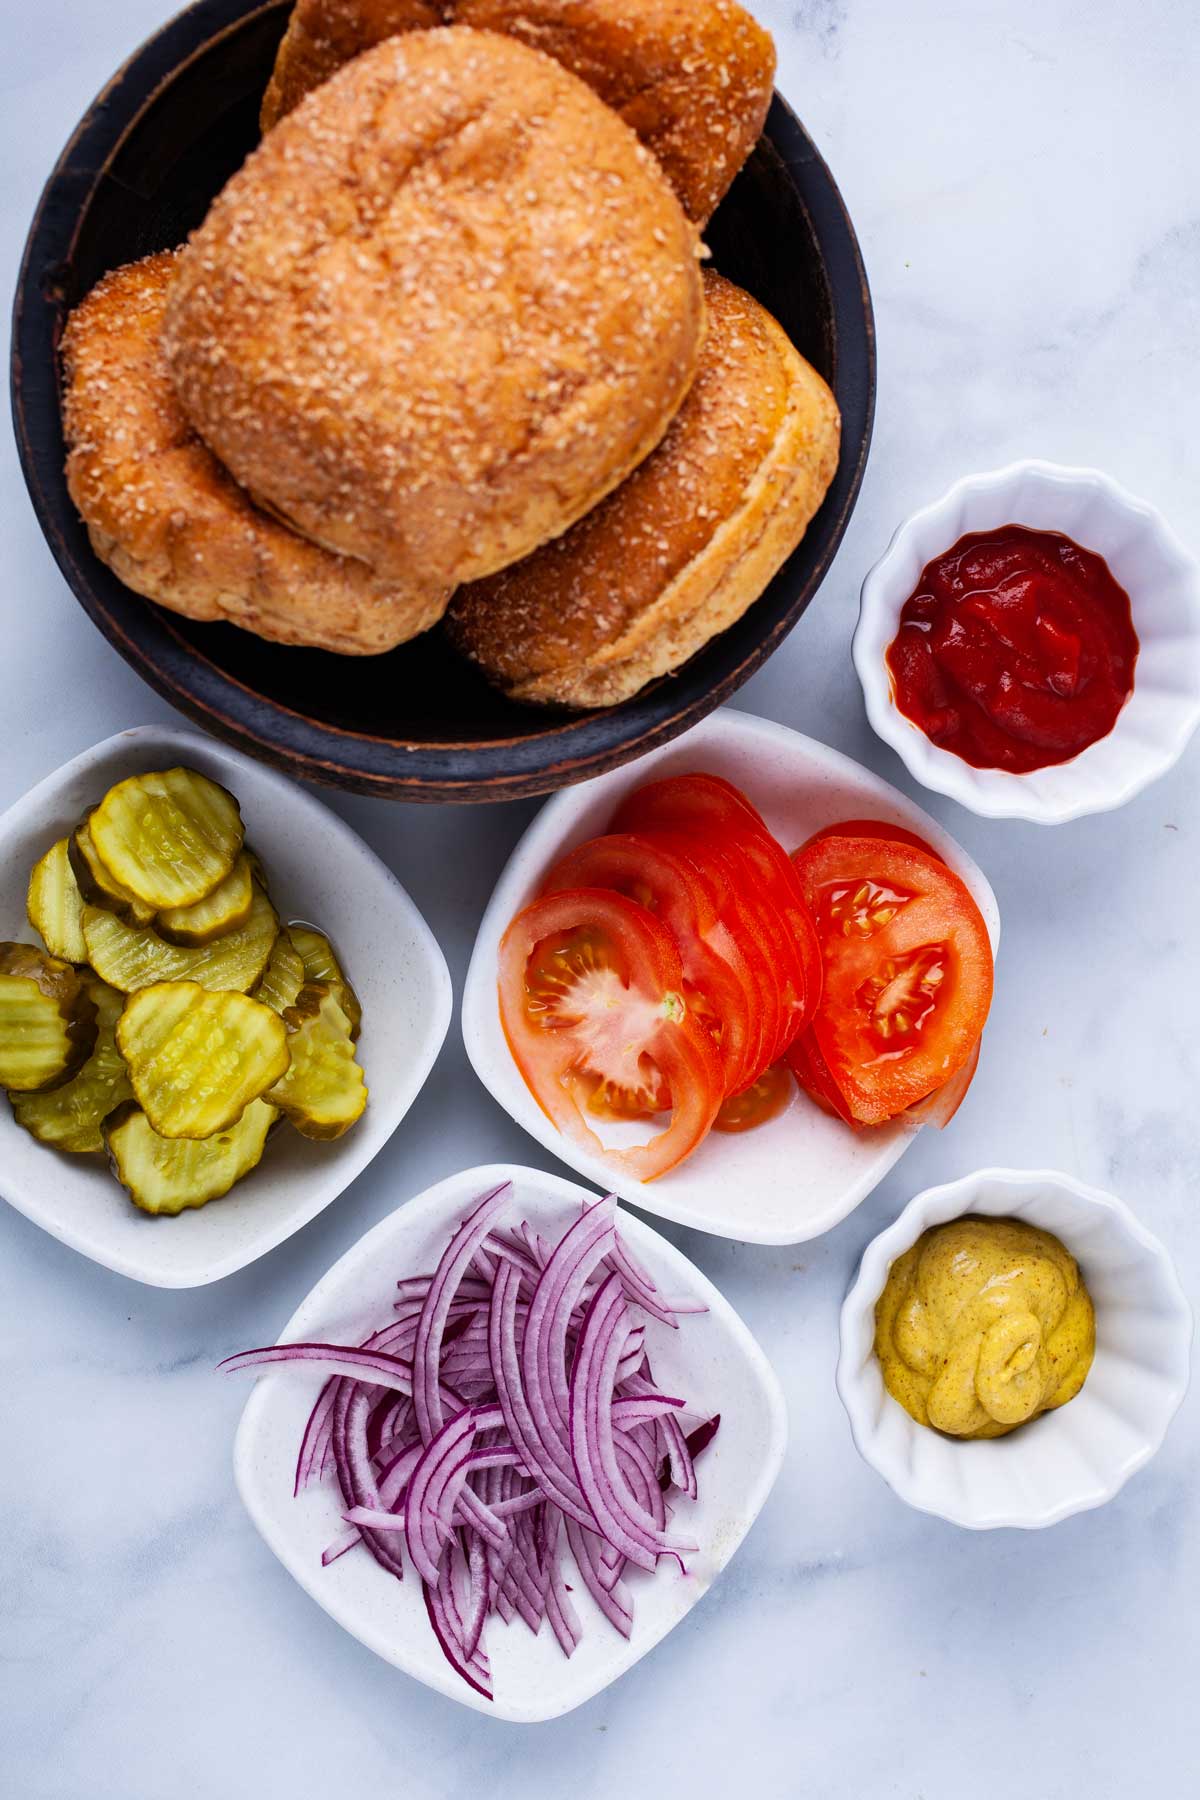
[1, 2, 1198, 1795]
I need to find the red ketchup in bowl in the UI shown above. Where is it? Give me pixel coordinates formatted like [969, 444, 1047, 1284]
[885, 525, 1138, 773]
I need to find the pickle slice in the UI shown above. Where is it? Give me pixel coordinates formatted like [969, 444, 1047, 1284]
[0, 943, 98, 1092]
[155, 852, 255, 946]
[26, 837, 88, 964]
[70, 817, 157, 926]
[254, 928, 306, 1015]
[117, 981, 290, 1140]
[268, 983, 367, 1140]
[82, 882, 278, 993]
[288, 924, 362, 1040]
[10, 977, 132, 1151]
[89, 767, 245, 910]
[105, 1097, 276, 1215]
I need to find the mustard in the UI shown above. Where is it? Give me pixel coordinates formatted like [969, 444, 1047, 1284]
[873, 1216, 1095, 1439]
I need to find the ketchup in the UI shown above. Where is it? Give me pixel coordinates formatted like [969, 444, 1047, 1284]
[885, 525, 1138, 773]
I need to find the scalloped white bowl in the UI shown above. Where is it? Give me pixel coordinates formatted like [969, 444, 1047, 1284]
[0, 725, 453, 1286]
[837, 1168, 1192, 1529]
[854, 461, 1200, 823]
[463, 708, 999, 1246]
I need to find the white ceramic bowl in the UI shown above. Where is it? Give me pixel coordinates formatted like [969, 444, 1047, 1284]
[233, 1162, 787, 1723]
[0, 725, 452, 1287]
[837, 1167, 1192, 1529]
[463, 707, 1000, 1245]
[854, 460, 1200, 823]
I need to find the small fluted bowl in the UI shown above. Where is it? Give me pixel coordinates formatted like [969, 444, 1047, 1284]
[853, 461, 1200, 823]
[837, 1168, 1192, 1529]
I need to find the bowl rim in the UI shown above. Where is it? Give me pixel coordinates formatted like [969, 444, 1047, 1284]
[233, 1159, 789, 1722]
[461, 705, 1000, 1246]
[836, 1165, 1194, 1529]
[10, 0, 875, 803]
[853, 458, 1200, 824]
[0, 721, 454, 1286]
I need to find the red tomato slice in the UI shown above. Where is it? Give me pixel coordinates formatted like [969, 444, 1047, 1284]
[786, 1029, 855, 1124]
[498, 888, 724, 1181]
[539, 834, 755, 1096]
[728, 834, 822, 1059]
[611, 771, 766, 843]
[799, 819, 942, 860]
[713, 1062, 794, 1133]
[613, 773, 822, 1079]
[790, 836, 993, 1124]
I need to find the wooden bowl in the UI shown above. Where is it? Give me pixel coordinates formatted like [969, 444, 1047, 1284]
[12, 0, 875, 803]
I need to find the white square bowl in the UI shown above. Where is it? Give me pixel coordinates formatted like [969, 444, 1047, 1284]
[463, 708, 1000, 1245]
[232, 1162, 787, 1723]
[0, 724, 452, 1286]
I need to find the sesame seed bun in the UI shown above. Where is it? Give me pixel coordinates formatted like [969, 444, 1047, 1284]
[163, 28, 705, 592]
[60, 252, 449, 655]
[445, 271, 841, 707]
[261, 0, 776, 226]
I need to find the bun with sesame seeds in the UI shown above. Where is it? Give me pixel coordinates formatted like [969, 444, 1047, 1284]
[60, 251, 450, 655]
[260, 0, 776, 226]
[444, 269, 840, 708]
[163, 28, 705, 593]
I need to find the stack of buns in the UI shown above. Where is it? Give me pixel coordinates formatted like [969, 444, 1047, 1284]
[61, 0, 841, 707]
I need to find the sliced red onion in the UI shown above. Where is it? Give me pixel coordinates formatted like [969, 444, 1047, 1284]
[227, 1186, 715, 1699]
[424, 1560, 492, 1701]
[321, 1523, 362, 1566]
[220, 1343, 416, 1388]
[343, 1505, 406, 1533]
[413, 1183, 512, 1445]
[569, 1275, 698, 1572]
[488, 1258, 595, 1528]
[660, 1415, 721, 1492]
[526, 1200, 617, 1459]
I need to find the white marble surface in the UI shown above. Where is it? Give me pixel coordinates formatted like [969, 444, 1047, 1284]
[1, 2, 1198, 1794]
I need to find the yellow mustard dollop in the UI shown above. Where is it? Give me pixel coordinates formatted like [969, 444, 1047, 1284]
[873, 1216, 1095, 1438]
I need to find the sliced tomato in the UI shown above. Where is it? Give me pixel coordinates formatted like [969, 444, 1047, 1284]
[611, 771, 766, 844]
[790, 836, 993, 1124]
[798, 819, 942, 860]
[727, 834, 822, 1059]
[612, 774, 822, 1078]
[786, 1029, 855, 1124]
[539, 834, 756, 1096]
[498, 888, 724, 1181]
[713, 1062, 794, 1133]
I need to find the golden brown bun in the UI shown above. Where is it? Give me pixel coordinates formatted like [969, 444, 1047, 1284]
[261, 0, 441, 132]
[260, 0, 776, 225]
[61, 253, 449, 655]
[165, 28, 704, 591]
[446, 270, 841, 708]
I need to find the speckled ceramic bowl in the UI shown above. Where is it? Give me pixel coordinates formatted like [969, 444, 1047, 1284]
[854, 461, 1200, 823]
[837, 1168, 1192, 1529]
